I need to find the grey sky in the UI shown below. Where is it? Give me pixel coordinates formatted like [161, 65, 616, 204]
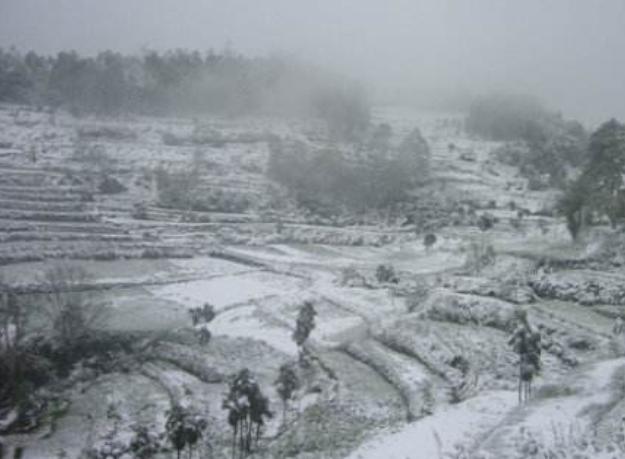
[1, 0, 624, 125]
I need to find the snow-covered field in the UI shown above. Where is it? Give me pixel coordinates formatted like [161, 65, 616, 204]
[2, 104, 625, 458]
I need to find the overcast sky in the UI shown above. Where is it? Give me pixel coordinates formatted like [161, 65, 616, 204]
[1, 0, 624, 125]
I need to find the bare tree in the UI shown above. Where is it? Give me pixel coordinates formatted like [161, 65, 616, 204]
[38, 262, 108, 346]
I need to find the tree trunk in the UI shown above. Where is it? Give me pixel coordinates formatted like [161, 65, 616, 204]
[246, 417, 253, 453]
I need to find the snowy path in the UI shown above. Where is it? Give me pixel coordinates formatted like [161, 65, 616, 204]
[347, 357, 625, 459]
[476, 357, 625, 456]
[346, 391, 518, 459]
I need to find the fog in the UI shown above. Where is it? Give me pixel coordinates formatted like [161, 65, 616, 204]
[1, 0, 624, 125]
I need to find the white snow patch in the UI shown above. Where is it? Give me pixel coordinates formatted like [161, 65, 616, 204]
[347, 391, 517, 459]
[149, 271, 304, 310]
[212, 305, 298, 356]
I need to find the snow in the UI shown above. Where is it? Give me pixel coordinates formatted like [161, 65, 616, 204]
[211, 304, 298, 356]
[149, 271, 305, 310]
[315, 316, 365, 345]
[4, 104, 623, 458]
[347, 391, 518, 459]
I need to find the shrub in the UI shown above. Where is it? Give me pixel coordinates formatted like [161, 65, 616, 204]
[477, 213, 497, 232]
[423, 233, 437, 251]
[375, 264, 399, 284]
[98, 175, 126, 194]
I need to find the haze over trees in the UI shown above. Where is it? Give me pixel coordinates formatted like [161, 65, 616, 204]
[267, 125, 430, 215]
[468, 94, 588, 188]
[0, 47, 369, 129]
[2, 1, 625, 454]
[559, 119, 625, 237]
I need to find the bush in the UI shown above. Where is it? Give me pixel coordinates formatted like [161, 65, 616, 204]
[423, 233, 437, 250]
[376, 264, 399, 284]
[477, 213, 497, 231]
[98, 175, 126, 194]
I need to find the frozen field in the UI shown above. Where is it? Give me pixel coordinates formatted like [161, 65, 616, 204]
[2, 104, 625, 459]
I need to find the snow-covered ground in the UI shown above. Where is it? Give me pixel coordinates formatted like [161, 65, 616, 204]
[3, 104, 624, 458]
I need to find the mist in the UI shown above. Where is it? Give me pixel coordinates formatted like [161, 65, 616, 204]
[5, 2, 625, 458]
[0, 0, 625, 124]
[1, 0, 624, 125]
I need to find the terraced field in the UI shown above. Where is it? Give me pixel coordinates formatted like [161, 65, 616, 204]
[1, 105, 625, 458]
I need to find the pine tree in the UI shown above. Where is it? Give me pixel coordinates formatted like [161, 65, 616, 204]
[274, 363, 300, 425]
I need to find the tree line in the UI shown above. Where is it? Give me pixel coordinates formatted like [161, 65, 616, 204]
[559, 119, 625, 238]
[466, 94, 625, 238]
[0, 47, 369, 135]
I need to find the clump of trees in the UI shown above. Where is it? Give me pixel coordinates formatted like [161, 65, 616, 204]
[469, 94, 588, 188]
[222, 368, 272, 458]
[155, 163, 253, 214]
[188, 303, 216, 326]
[0, 264, 117, 431]
[267, 126, 430, 214]
[0, 47, 370, 128]
[559, 119, 625, 238]
[165, 404, 208, 459]
[188, 303, 216, 346]
[274, 363, 300, 426]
